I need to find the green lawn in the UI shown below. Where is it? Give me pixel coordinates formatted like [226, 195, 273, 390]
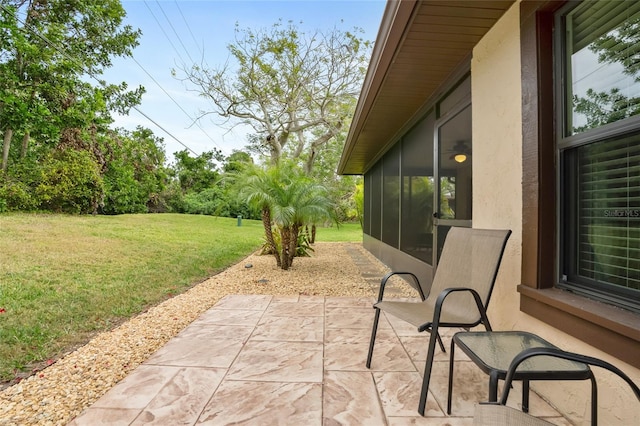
[0, 213, 362, 382]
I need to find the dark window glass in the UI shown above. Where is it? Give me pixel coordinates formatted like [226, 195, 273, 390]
[437, 104, 472, 221]
[562, 132, 640, 310]
[363, 172, 371, 236]
[563, 0, 640, 135]
[369, 162, 382, 240]
[559, 0, 640, 313]
[401, 112, 435, 264]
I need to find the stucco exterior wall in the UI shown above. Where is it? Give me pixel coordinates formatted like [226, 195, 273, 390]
[471, 2, 639, 425]
[471, 3, 523, 329]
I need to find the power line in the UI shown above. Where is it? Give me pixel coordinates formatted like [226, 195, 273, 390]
[129, 55, 223, 151]
[130, 2, 223, 150]
[1, 3, 201, 156]
[174, 0, 204, 60]
[142, 0, 186, 65]
[130, 107, 198, 155]
[155, 0, 195, 64]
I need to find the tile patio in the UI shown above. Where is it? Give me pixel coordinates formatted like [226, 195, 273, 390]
[68, 294, 571, 425]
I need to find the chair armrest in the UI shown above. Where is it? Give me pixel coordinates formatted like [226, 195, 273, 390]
[377, 271, 424, 302]
[500, 347, 640, 405]
[422, 287, 490, 332]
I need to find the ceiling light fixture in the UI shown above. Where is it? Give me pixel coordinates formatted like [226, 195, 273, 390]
[454, 153, 467, 163]
[449, 141, 471, 163]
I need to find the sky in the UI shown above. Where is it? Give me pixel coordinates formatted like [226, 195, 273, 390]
[102, 0, 386, 163]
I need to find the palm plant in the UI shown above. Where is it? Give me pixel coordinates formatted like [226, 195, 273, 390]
[237, 161, 335, 270]
[237, 164, 284, 267]
[277, 173, 335, 269]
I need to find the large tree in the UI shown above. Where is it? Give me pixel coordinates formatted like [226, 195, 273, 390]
[0, 0, 143, 171]
[177, 20, 371, 173]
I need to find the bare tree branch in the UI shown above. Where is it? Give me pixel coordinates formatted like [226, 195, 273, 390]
[175, 20, 371, 172]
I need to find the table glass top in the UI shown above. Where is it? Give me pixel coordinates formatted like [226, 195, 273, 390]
[454, 331, 590, 373]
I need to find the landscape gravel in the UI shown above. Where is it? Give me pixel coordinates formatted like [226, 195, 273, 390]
[0, 242, 414, 426]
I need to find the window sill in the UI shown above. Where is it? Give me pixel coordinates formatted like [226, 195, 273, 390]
[518, 285, 640, 368]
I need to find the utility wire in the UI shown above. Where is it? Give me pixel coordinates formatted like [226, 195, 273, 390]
[134, 1, 222, 150]
[156, 0, 195, 64]
[174, 0, 204, 59]
[130, 55, 223, 151]
[130, 107, 198, 155]
[142, 0, 186, 65]
[2, 3, 202, 156]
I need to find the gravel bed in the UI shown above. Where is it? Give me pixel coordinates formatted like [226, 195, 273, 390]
[0, 242, 414, 426]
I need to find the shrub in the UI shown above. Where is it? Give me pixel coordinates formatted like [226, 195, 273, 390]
[35, 150, 104, 214]
[0, 174, 38, 212]
[102, 163, 148, 214]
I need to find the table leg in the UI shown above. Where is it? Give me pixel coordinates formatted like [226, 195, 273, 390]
[522, 380, 530, 413]
[489, 371, 499, 402]
[447, 338, 456, 414]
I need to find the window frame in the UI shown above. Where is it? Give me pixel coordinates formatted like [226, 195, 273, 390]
[518, 0, 640, 368]
[554, 1, 640, 313]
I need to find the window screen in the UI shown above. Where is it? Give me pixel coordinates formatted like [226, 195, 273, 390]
[382, 144, 400, 247]
[369, 162, 382, 240]
[401, 113, 435, 264]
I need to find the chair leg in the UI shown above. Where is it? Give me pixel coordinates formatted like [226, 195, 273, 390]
[418, 324, 440, 416]
[590, 374, 598, 426]
[447, 337, 456, 414]
[436, 332, 446, 353]
[425, 326, 446, 353]
[366, 308, 381, 369]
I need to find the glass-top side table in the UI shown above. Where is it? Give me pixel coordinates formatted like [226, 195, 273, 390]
[448, 331, 595, 419]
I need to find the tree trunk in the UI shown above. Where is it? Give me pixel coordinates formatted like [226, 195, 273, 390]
[2, 128, 13, 172]
[311, 224, 316, 244]
[280, 227, 291, 270]
[288, 222, 300, 267]
[304, 148, 317, 174]
[20, 131, 30, 158]
[262, 206, 281, 267]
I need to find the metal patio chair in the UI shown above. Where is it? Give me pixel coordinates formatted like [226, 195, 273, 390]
[366, 227, 512, 415]
[473, 347, 640, 426]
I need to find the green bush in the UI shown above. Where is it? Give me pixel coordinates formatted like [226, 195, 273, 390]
[182, 188, 223, 215]
[0, 174, 38, 212]
[158, 183, 184, 213]
[35, 150, 104, 214]
[102, 163, 148, 214]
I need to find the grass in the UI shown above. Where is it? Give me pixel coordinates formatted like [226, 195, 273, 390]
[0, 213, 363, 382]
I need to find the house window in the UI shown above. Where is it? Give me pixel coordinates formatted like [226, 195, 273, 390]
[557, 0, 640, 313]
[520, 0, 640, 368]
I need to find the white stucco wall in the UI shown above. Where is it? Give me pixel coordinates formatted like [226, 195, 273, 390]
[471, 2, 639, 425]
[471, 3, 523, 330]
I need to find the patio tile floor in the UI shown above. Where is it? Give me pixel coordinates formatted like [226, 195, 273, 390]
[68, 294, 572, 425]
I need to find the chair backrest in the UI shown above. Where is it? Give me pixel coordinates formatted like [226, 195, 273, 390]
[428, 227, 511, 323]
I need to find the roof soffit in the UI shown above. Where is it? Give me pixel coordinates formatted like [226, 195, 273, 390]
[338, 0, 516, 175]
